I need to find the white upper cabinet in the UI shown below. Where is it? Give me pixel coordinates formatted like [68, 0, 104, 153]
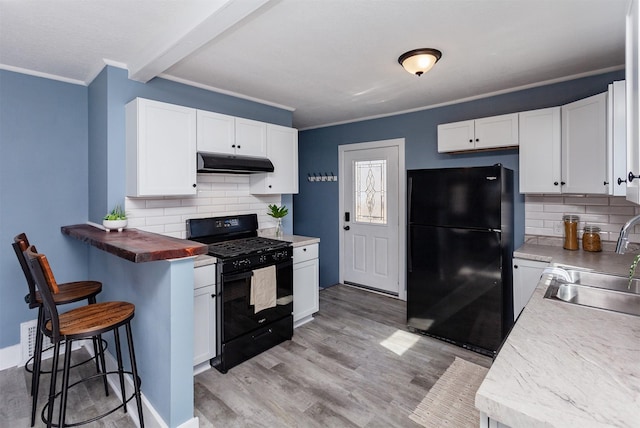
[126, 98, 197, 197]
[519, 107, 562, 193]
[437, 120, 475, 152]
[438, 113, 518, 153]
[561, 92, 608, 194]
[197, 111, 267, 158]
[250, 124, 299, 194]
[626, 0, 640, 204]
[197, 110, 235, 154]
[235, 118, 267, 157]
[519, 93, 609, 195]
[608, 81, 627, 196]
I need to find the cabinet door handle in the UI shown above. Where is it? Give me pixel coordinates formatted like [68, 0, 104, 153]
[514, 265, 518, 269]
[192, 183, 197, 188]
[343, 226, 350, 231]
[618, 177, 627, 185]
[303, 248, 307, 252]
[469, 139, 473, 143]
[603, 181, 609, 185]
[629, 172, 640, 182]
[237, 145, 241, 149]
[211, 294, 215, 299]
[554, 181, 559, 186]
[475, 138, 479, 142]
[231, 144, 236, 148]
[561, 181, 566, 185]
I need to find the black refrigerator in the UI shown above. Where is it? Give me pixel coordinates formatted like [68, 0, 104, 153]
[407, 165, 514, 356]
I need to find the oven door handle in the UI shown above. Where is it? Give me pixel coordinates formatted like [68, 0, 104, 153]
[223, 271, 254, 282]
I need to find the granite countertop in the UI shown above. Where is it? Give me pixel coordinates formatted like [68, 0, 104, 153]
[62, 223, 208, 263]
[476, 244, 640, 427]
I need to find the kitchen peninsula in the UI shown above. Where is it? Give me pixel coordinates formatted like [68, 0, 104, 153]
[476, 245, 640, 427]
[61, 224, 207, 428]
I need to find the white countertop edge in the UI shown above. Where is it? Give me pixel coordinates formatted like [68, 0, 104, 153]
[476, 244, 640, 427]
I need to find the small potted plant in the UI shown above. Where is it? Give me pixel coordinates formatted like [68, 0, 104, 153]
[267, 204, 288, 238]
[103, 204, 127, 232]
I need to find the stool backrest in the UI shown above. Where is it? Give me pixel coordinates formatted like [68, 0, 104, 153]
[24, 245, 61, 342]
[12, 233, 40, 308]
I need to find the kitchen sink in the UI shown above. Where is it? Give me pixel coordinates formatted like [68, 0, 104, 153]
[544, 269, 640, 317]
[559, 269, 640, 294]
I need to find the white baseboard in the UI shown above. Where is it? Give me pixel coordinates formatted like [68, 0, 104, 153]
[0, 344, 21, 371]
[85, 343, 198, 428]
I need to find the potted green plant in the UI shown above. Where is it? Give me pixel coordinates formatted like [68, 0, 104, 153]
[267, 204, 288, 238]
[103, 204, 127, 232]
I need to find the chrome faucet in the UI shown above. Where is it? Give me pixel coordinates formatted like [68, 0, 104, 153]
[615, 214, 640, 254]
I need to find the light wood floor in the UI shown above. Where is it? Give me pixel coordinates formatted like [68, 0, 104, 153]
[1, 284, 491, 427]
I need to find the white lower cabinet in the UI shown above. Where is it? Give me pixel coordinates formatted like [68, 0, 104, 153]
[194, 264, 216, 367]
[512, 258, 549, 321]
[293, 243, 319, 327]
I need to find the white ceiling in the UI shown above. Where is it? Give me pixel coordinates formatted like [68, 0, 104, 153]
[0, 0, 629, 130]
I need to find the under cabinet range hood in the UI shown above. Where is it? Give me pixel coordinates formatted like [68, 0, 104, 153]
[197, 152, 274, 173]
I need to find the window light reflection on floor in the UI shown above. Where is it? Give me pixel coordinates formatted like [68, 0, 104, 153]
[380, 329, 420, 356]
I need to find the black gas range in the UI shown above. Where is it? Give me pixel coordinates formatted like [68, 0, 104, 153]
[187, 214, 293, 373]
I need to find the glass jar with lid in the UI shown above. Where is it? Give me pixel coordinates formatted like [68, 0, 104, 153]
[563, 215, 580, 250]
[582, 225, 602, 252]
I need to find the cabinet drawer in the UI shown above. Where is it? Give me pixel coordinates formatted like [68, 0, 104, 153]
[293, 243, 318, 263]
[195, 264, 216, 289]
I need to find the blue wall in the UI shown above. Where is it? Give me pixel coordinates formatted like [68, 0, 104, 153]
[0, 70, 90, 347]
[295, 70, 625, 288]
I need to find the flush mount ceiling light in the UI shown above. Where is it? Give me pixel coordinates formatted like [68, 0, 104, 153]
[398, 48, 442, 76]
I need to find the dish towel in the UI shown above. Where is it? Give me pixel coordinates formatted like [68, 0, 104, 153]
[250, 265, 277, 313]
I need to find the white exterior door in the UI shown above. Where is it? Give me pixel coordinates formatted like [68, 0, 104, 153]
[339, 140, 404, 298]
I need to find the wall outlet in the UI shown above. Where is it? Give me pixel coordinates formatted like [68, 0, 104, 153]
[553, 221, 564, 235]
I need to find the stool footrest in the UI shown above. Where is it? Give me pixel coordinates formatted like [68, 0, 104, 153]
[41, 369, 142, 427]
[25, 339, 107, 374]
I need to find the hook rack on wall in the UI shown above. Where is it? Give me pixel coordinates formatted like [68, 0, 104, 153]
[307, 172, 337, 182]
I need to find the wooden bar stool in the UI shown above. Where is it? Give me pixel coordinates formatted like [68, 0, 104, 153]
[12, 233, 107, 427]
[25, 245, 144, 428]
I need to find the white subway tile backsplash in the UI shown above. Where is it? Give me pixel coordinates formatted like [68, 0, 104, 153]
[164, 206, 198, 216]
[524, 203, 544, 213]
[146, 215, 182, 226]
[126, 207, 165, 218]
[125, 174, 282, 239]
[137, 225, 166, 234]
[565, 196, 610, 206]
[125, 199, 147, 209]
[543, 204, 584, 214]
[145, 199, 182, 209]
[525, 195, 640, 246]
[609, 197, 638, 206]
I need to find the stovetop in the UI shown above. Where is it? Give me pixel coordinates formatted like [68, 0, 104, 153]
[206, 236, 289, 259]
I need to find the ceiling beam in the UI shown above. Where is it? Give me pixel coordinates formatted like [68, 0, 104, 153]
[128, 0, 271, 83]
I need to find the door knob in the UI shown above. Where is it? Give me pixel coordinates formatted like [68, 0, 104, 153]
[343, 226, 350, 231]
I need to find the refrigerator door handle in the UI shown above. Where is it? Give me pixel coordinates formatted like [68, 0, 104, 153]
[407, 177, 413, 273]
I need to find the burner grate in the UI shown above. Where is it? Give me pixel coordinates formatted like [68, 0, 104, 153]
[207, 237, 288, 258]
